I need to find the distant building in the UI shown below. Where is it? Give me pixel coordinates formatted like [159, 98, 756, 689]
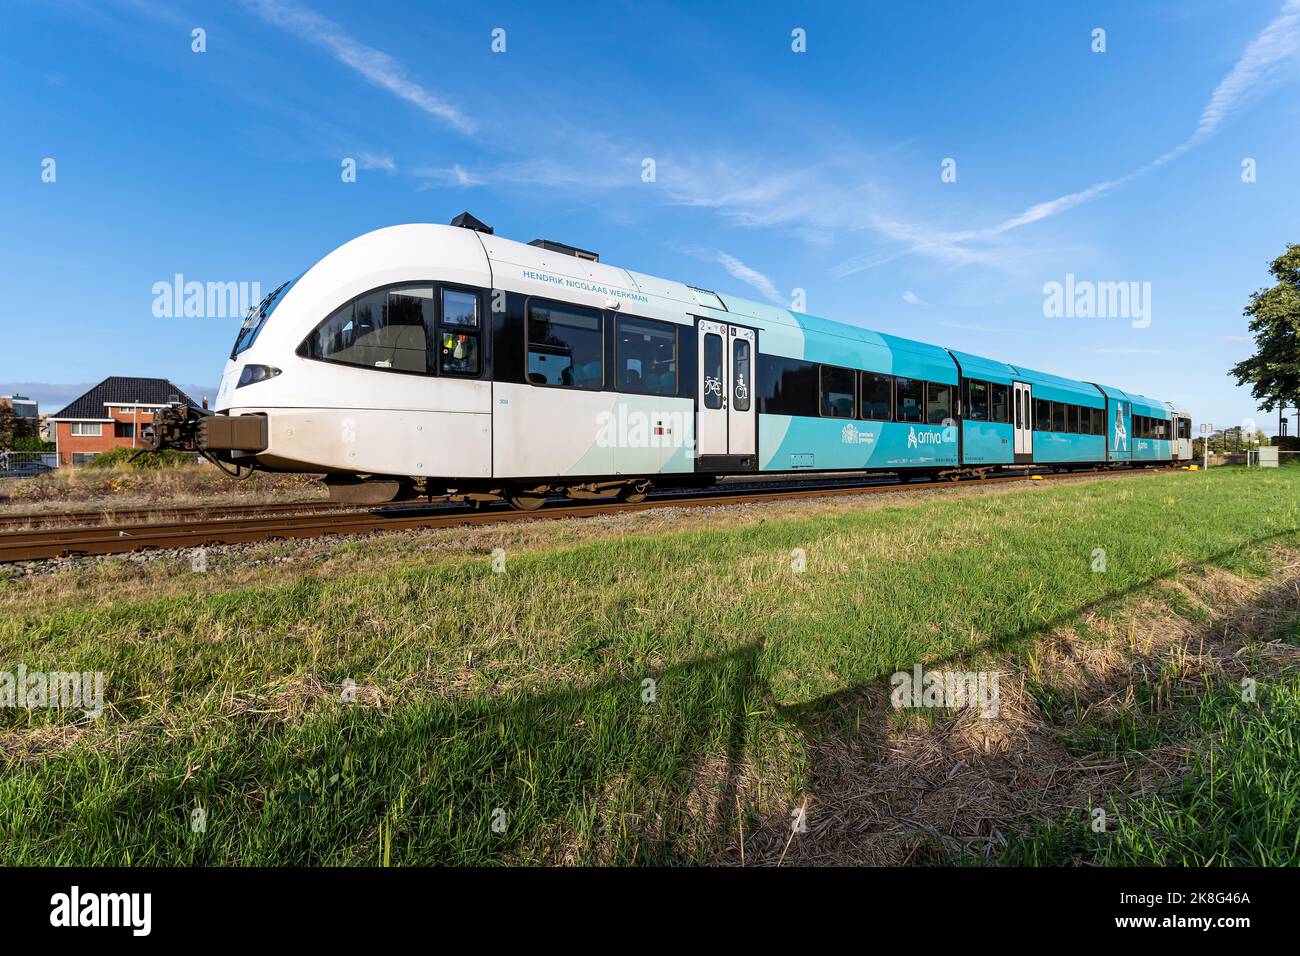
[1, 394, 39, 423]
[50, 377, 198, 466]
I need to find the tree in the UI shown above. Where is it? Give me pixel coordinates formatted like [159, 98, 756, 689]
[1232, 243, 1300, 430]
[0, 403, 15, 450]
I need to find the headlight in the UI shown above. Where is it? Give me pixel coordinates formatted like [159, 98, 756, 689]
[237, 364, 282, 387]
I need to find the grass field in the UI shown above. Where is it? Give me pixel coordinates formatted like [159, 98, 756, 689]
[1, 465, 1298, 865]
[0, 460, 324, 513]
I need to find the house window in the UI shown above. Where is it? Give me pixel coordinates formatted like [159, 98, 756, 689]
[117, 423, 136, 439]
[70, 422, 103, 437]
[71, 452, 98, 465]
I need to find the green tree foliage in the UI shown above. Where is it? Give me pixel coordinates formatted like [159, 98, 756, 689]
[11, 435, 54, 452]
[1232, 243, 1300, 414]
[0, 404, 15, 449]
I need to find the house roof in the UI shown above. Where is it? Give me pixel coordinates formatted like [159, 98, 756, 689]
[51, 376, 197, 420]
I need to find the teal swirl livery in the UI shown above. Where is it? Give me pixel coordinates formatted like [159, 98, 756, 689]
[172, 215, 1191, 509]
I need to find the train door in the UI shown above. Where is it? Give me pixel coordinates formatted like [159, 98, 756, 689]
[1109, 401, 1132, 461]
[1013, 381, 1033, 463]
[1176, 416, 1192, 461]
[695, 318, 757, 471]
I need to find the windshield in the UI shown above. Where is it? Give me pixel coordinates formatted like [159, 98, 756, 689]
[231, 276, 299, 358]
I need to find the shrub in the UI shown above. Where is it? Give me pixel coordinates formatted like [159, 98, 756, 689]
[83, 446, 200, 469]
[10, 435, 55, 452]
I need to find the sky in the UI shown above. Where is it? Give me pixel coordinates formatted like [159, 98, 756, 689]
[2, 0, 1299, 431]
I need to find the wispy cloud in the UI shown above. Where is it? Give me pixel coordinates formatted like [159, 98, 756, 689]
[246, 0, 476, 135]
[411, 163, 485, 188]
[902, 291, 928, 306]
[832, 0, 1300, 275]
[714, 251, 785, 305]
[358, 153, 397, 173]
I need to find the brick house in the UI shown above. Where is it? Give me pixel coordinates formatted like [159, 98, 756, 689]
[50, 377, 199, 466]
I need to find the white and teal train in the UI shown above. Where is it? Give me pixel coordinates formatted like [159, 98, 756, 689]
[160, 214, 1193, 509]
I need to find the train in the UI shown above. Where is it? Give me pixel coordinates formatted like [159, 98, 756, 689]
[150, 212, 1194, 508]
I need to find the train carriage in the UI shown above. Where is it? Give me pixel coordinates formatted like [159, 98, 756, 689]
[155, 217, 1193, 507]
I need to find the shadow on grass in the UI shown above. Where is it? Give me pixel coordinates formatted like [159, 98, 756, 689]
[4, 530, 1297, 866]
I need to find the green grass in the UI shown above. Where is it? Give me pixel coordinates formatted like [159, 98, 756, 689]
[1001, 675, 1300, 866]
[2, 465, 1299, 864]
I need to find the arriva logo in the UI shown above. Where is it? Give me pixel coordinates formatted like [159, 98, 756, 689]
[906, 426, 953, 449]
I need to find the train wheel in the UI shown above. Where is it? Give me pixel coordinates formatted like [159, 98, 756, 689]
[619, 480, 652, 504]
[507, 490, 548, 511]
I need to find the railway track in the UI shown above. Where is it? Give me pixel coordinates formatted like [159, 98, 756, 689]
[0, 499, 355, 533]
[0, 466, 1181, 564]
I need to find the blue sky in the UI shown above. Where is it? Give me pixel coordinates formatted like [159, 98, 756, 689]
[3, 0, 1299, 430]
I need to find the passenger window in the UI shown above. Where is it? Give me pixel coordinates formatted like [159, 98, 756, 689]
[1034, 398, 1051, 431]
[1052, 402, 1066, 432]
[861, 371, 892, 421]
[702, 333, 723, 409]
[966, 380, 988, 421]
[927, 383, 952, 424]
[758, 355, 818, 417]
[895, 378, 924, 423]
[300, 285, 432, 373]
[527, 300, 603, 388]
[732, 338, 751, 411]
[616, 315, 677, 396]
[990, 383, 1009, 424]
[820, 366, 855, 418]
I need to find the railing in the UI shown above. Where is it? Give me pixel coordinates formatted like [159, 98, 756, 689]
[0, 451, 59, 478]
[1246, 448, 1300, 468]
